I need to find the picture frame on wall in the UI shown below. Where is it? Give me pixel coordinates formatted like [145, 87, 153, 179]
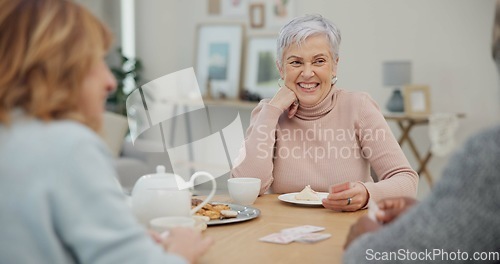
[403, 85, 431, 116]
[221, 0, 248, 17]
[249, 3, 265, 28]
[195, 23, 244, 99]
[265, 0, 295, 28]
[207, 0, 221, 15]
[244, 35, 280, 99]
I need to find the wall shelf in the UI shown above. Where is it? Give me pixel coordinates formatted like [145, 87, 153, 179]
[203, 99, 259, 110]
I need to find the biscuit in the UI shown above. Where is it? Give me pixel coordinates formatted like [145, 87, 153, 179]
[192, 199, 238, 220]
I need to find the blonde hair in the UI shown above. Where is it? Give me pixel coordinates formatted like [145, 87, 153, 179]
[0, 0, 113, 131]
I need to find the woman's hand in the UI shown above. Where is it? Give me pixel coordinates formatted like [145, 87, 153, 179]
[322, 182, 369, 211]
[148, 229, 163, 244]
[161, 227, 214, 263]
[343, 216, 381, 249]
[376, 197, 417, 224]
[269, 86, 299, 119]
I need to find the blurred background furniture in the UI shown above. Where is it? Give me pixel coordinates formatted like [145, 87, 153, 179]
[384, 113, 465, 186]
[382, 61, 412, 113]
[102, 111, 153, 194]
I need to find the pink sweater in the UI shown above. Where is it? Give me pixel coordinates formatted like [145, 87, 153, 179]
[231, 88, 418, 202]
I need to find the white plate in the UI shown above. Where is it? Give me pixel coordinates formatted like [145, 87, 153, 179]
[206, 203, 260, 226]
[278, 192, 328, 205]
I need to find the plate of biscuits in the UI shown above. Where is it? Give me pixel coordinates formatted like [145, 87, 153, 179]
[192, 198, 260, 226]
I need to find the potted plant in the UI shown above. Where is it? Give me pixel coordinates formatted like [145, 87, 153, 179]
[107, 47, 143, 116]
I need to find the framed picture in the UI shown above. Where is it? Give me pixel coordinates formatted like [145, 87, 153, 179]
[195, 24, 244, 99]
[244, 35, 280, 98]
[403, 85, 431, 116]
[221, 0, 248, 17]
[265, 0, 296, 28]
[249, 3, 265, 28]
[207, 0, 221, 15]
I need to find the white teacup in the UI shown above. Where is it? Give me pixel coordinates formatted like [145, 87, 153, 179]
[149, 216, 196, 233]
[227, 178, 261, 205]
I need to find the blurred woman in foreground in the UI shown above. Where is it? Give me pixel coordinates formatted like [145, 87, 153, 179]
[0, 0, 211, 263]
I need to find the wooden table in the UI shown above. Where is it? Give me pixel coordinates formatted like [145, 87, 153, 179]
[384, 113, 465, 187]
[200, 194, 365, 264]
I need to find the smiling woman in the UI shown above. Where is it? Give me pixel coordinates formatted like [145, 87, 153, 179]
[231, 14, 418, 212]
[279, 34, 336, 107]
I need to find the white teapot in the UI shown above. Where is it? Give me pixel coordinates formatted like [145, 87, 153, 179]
[131, 165, 216, 226]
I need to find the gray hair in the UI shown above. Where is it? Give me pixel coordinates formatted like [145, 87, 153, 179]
[277, 14, 341, 68]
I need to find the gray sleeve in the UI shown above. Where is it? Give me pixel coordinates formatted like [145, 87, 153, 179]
[50, 132, 187, 264]
[343, 126, 500, 263]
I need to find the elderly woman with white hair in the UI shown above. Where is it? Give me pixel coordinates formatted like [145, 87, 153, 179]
[232, 14, 418, 212]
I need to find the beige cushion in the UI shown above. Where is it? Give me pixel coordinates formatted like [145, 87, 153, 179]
[102, 111, 129, 158]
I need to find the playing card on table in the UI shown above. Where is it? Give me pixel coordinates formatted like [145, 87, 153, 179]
[259, 233, 302, 244]
[280, 225, 325, 235]
[367, 200, 381, 222]
[294, 233, 332, 244]
[330, 182, 351, 193]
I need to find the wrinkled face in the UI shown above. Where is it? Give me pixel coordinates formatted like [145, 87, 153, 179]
[80, 56, 116, 128]
[278, 34, 338, 107]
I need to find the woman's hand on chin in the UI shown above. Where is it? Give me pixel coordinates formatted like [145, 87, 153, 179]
[269, 86, 299, 118]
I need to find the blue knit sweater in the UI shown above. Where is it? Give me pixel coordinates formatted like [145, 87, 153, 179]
[0, 115, 186, 264]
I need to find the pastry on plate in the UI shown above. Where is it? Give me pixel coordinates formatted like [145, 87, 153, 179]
[295, 185, 320, 201]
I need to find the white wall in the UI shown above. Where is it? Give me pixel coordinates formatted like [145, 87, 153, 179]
[100, 0, 498, 196]
[76, 0, 122, 54]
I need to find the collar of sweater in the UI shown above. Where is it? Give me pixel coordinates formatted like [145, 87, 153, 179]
[294, 87, 338, 120]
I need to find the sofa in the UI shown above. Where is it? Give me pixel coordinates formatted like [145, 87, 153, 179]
[102, 112, 152, 193]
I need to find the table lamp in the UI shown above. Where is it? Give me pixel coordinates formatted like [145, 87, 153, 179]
[383, 61, 411, 112]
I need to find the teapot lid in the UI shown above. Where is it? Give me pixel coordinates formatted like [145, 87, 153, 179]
[153, 165, 186, 189]
[156, 165, 166, 174]
[132, 165, 190, 193]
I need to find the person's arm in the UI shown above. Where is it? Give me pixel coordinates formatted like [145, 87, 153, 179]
[357, 93, 418, 202]
[344, 127, 500, 263]
[344, 197, 418, 249]
[231, 100, 284, 194]
[50, 128, 206, 264]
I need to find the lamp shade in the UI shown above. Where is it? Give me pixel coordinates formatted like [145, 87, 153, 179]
[382, 61, 411, 86]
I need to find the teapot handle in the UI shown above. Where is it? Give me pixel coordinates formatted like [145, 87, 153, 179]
[189, 171, 217, 215]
